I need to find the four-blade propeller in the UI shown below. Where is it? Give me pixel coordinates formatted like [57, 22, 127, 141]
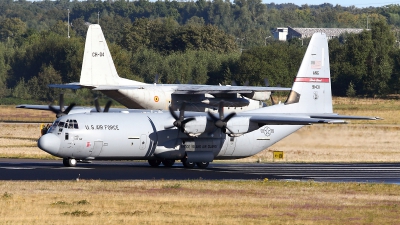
[207, 100, 236, 135]
[166, 102, 195, 132]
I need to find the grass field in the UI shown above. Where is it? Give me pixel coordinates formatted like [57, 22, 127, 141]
[1, 180, 400, 224]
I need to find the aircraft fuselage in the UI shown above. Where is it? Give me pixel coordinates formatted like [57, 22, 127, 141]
[38, 112, 302, 162]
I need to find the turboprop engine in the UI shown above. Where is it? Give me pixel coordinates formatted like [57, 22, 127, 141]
[224, 117, 259, 137]
[182, 116, 207, 137]
[166, 102, 208, 137]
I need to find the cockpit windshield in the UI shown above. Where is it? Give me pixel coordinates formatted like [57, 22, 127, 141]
[48, 119, 79, 133]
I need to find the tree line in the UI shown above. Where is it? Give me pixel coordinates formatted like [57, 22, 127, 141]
[0, 1, 399, 105]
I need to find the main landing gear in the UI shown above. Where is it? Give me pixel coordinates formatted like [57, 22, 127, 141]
[63, 158, 77, 167]
[147, 159, 210, 168]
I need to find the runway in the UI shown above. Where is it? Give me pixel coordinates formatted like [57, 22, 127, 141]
[0, 159, 399, 184]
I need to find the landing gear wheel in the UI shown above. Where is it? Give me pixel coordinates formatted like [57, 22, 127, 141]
[196, 162, 209, 168]
[182, 158, 195, 168]
[162, 159, 175, 167]
[148, 159, 162, 167]
[63, 158, 77, 167]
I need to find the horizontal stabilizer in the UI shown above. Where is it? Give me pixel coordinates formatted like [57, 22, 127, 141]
[93, 86, 141, 91]
[48, 83, 85, 89]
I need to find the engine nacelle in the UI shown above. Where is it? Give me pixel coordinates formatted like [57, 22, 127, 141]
[225, 117, 259, 137]
[242, 91, 271, 101]
[183, 116, 207, 137]
[154, 139, 184, 159]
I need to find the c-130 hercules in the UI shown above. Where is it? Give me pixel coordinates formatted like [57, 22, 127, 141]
[37, 33, 380, 168]
[48, 24, 290, 112]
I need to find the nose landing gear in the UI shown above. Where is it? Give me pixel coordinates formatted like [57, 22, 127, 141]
[63, 158, 77, 167]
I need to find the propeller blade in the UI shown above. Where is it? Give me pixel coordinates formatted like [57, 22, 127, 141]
[243, 80, 249, 86]
[178, 102, 187, 121]
[154, 74, 159, 84]
[223, 112, 236, 122]
[94, 98, 101, 112]
[264, 78, 270, 87]
[48, 105, 60, 115]
[225, 126, 235, 134]
[218, 101, 226, 120]
[48, 93, 76, 118]
[181, 117, 195, 126]
[63, 103, 76, 115]
[59, 93, 64, 111]
[207, 111, 219, 121]
[167, 101, 195, 134]
[209, 101, 236, 135]
[168, 105, 179, 121]
[104, 101, 112, 112]
[271, 95, 276, 105]
[231, 80, 238, 86]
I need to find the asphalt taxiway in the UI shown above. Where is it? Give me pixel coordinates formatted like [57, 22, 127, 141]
[0, 159, 399, 184]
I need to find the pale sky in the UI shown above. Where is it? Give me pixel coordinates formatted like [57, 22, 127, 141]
[265, 0, 400, 7]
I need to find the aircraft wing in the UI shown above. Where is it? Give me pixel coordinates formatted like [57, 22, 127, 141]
[173, 85, 291, 94]
[49, 83, 290, 93]
[16, 105, 58, 111]
[248, 115, 346, 125]
[309, 114, 381, 120]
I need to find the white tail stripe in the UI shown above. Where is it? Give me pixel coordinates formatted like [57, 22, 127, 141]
[294, 77, 330, 83]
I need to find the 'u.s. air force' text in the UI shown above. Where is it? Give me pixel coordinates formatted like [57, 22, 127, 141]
[85, 125, 119, 130]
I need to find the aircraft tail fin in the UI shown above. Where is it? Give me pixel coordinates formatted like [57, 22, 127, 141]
[284, 33, 332, 114]
[80, 24, 120, 86]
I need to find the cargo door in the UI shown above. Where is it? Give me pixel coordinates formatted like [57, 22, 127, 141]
[90, 141, 103, 157]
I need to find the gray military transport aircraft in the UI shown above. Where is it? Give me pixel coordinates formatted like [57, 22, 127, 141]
[46, 24, 290, 112]
[37, 33, 380, 168]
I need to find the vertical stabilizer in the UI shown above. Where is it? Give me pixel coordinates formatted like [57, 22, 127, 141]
[80, 24, 120, 86]
[285, 33, 332, 113]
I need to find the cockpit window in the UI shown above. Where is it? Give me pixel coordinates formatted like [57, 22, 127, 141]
[62, 119, 79, 130]
[47, 121, 59, 133]
[73, 120, 79, 129]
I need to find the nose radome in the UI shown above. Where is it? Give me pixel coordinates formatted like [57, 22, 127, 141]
[38, 133, 60, 156]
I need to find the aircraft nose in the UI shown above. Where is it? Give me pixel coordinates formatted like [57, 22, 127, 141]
[38, 133, 60, 156]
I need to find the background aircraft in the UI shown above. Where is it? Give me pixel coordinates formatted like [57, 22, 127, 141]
[48, 24, 290, 113]
[37, 33, 379, 168]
